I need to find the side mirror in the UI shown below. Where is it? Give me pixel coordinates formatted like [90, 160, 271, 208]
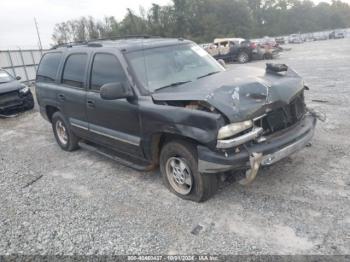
[100, 82, 133, 100]
[16, 76, 21, 80]
[218, 59, 226, 68]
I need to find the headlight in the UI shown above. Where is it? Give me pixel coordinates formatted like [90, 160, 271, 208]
[217, 120, 253, 139]
[19, 85, 30, 94]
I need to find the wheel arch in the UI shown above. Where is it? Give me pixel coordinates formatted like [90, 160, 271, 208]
[45, 105, 60, 122]
[146, 132, 203, 166]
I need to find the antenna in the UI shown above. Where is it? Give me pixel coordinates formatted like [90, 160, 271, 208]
[34, 17, 43, 52]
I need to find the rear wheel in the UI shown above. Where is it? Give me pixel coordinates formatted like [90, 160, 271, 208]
[237, 52, 249, 63]
[52, 111, 79, 151]
[160, 140, 218, 202]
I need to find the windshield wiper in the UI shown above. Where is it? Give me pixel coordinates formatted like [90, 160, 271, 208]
[155, 80, 192, 91]
[197, 71, 220, 79]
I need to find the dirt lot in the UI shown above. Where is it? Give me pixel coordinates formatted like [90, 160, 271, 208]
[0, 39, 350, 255]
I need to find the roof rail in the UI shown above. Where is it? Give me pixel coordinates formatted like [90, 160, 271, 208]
[88, 35, 160, 42]
[50, 41, 88, 50]
[50, 35, 161, 49]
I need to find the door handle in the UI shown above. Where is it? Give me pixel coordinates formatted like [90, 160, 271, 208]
[87, 100, 95, 108]
[58, 94, 65, 101]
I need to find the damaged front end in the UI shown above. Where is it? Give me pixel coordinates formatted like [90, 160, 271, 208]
[152, 63, 317, 184]
[0, 86, 34, 117]
[0, 69, 34, 117]
[200, 64, 316, 183]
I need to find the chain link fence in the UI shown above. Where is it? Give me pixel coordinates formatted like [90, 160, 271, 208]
[0, 49, 47, 84]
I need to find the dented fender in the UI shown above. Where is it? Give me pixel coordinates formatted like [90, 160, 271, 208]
[138, 97, 225, 161]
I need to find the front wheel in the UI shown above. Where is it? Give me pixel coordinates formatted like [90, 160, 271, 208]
[160, 140, 218, 202]
[237, 52, 249, 63]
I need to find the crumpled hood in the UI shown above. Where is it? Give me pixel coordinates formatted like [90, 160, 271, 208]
[152, 66, 305, 122]
[0, 80, 22, 94]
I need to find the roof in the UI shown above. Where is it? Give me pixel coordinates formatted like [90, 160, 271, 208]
[52, 37, 193, 53]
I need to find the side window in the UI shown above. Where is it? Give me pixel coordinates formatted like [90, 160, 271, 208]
[62, 53, 88, 88]
[220, 41, 228, 47]
[36, 52, 62, 82]
[90, 53, 127, 91]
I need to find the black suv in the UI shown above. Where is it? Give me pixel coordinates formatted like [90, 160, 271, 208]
[36, 37, 316, 202]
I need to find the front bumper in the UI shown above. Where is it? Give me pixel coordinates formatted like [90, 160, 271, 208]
[0, 91, 34, 115]
[198, 114, 317, 173]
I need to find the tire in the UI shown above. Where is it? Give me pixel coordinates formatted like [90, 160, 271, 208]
[52, 111, 79, 151]
[237, 52, 249, 64]
[160, 140, 218, 202]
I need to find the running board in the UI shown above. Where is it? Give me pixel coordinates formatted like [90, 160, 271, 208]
[0, 113, 18, 118]
[78, 141, 155, 172]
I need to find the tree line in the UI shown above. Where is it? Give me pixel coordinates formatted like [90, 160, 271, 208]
[52, 0, 350, 45]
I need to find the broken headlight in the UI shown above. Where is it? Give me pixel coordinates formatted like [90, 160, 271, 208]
[19, 85, 29, 94]
[217, 120, 253, 139]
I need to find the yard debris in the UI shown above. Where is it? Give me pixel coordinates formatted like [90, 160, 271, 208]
[22, 174, 43, 188]
[308, 107, 327, 122]
[191, 224, 204, 235]
[312, 99, 329, 103]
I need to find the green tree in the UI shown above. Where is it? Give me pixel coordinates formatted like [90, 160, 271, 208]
[52, 0, 350, 45]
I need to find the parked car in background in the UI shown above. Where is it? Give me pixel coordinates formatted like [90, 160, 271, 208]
[259, 37, 277, 46]
[275, 37, 286, 44]
[313, 34, 328, 41]
[0, 69, 34, 116]
[250, 37, 282, 59]
[198, 43, 211, 50]
[329, 31, 345, 39]
[304, 34, 315, 42]
[205, 38, 256, 63]
[36, 37, 316, 201]
[288, 34, 304, 44]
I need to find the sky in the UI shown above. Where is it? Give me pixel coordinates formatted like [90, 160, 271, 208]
[0, 0, 348, 49]
[0, 0, 170, 49]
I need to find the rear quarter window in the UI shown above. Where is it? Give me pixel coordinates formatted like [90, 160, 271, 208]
[36, 52, 62, 82]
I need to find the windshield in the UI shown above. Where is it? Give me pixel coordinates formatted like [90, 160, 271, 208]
[125, 43, 225, 92]
[0, 70, 14, 83]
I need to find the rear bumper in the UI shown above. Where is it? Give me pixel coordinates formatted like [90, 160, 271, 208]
[198, 114, 317, 173]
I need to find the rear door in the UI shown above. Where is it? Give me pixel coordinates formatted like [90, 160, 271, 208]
[229, 40, 242, 59]
[57, 52, 89, 134]
[86, 52, 142, 157]
[36, 52, 63, 111]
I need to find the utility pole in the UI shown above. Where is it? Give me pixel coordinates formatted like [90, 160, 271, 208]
[34, 17, 43, 52]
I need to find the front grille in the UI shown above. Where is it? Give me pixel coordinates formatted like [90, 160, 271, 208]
[255, 92, 305, 135]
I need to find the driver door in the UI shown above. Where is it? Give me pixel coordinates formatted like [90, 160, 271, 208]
[86, 52, 142, 157]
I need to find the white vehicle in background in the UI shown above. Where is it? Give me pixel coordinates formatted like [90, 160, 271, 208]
[288, 34, 304, 44]
[313, 34, 328, 41]
[329, 30, 345, 39]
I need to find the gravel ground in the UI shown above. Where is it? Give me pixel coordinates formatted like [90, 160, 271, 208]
[0, 39, 349, 255]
